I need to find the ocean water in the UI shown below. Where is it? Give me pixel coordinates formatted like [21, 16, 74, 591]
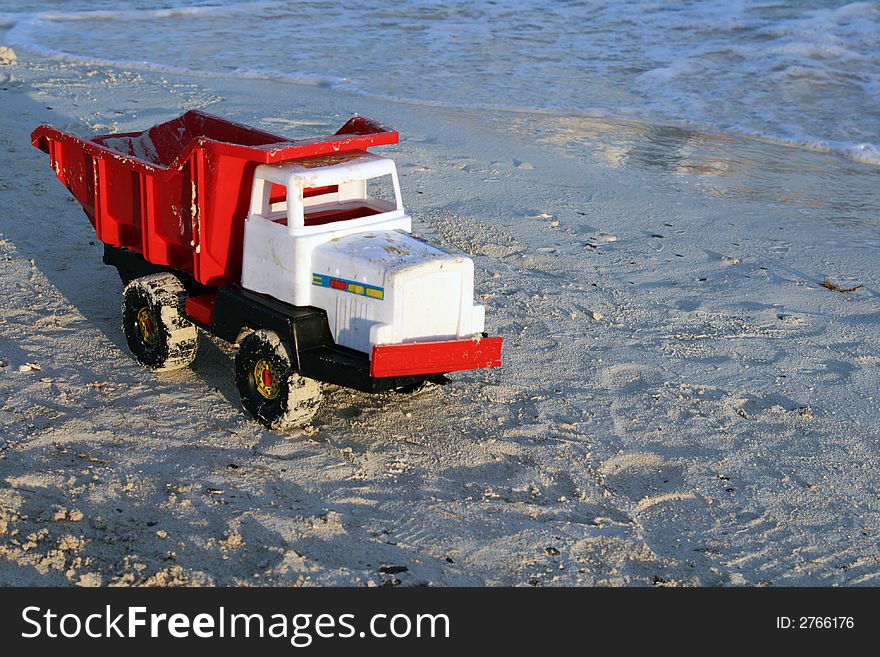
[1, 0, 878, 166]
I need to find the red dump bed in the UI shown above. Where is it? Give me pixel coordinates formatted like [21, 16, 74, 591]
[32, 111, 398, 287]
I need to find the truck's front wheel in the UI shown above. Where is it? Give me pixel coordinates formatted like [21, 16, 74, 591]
[122, 273, 199, 371]
[235, 329, 322, 431]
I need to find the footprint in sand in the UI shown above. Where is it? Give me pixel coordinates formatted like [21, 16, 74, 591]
[768, 240, 790, 256]
[599, 451, 686, 502]
[598, 363, 664, 395]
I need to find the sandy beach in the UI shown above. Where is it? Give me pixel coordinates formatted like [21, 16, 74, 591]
[1, 41, 879, 587]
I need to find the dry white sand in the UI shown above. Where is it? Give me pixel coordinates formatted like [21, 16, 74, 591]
[1, 47, 879, 586]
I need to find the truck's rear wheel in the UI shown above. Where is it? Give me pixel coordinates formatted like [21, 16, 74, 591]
[235, 329, 322, 431]
[122, 273, 199, 371]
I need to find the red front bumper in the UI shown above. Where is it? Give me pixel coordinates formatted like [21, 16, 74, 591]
[370, 335, 503, 378]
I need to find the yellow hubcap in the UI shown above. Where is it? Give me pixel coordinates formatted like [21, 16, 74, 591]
[137, 307, 158, 346]
[254, 359, 280, 400]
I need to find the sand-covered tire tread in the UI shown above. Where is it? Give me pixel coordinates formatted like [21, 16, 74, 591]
[235, 329, 322, 431]
[121, 273, 199, 372]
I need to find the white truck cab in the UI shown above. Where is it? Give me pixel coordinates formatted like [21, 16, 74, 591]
[241, 150, 486, 355]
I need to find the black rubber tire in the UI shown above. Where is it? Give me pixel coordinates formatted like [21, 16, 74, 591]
[235, 329, 322, 431]
[122, 273, 199, 371]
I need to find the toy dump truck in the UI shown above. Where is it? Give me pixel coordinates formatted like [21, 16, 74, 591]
[32, 111, 502, 430]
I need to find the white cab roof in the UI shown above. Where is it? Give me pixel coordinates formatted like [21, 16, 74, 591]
[255, 150, 396, 188]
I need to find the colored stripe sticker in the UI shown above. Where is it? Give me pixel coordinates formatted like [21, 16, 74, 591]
[312, 273, 384, 300]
